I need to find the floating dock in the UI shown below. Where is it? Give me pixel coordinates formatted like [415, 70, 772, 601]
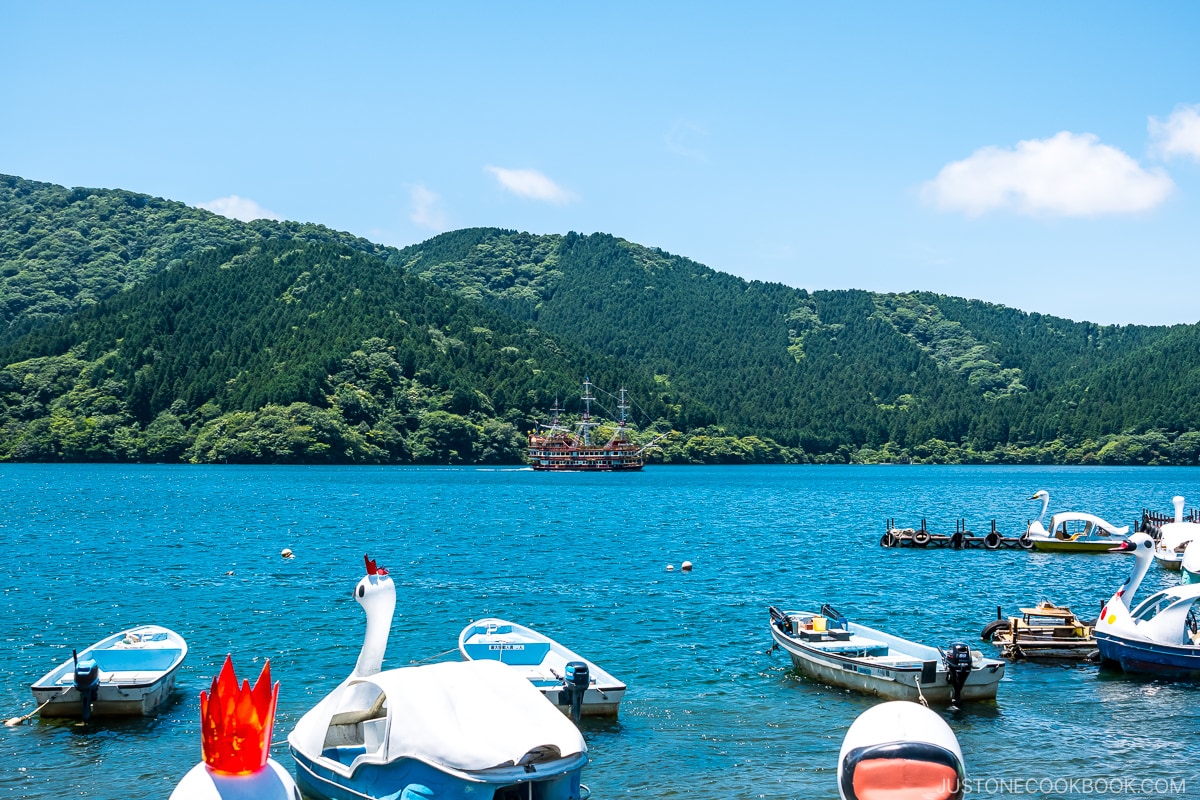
[881, 519, 1030, 550]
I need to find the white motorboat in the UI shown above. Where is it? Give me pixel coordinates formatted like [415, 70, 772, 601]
[459, 618, 626, 720]
[838, 701, 965, 800]
[769, 606, 1004, 707]
[30, 624, 187, 721]
[1024, 490, 1129, 552]
[288, 556, 588, 800]
[1153, 496, 1199, 570]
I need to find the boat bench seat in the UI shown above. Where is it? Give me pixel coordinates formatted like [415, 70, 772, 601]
[813, 637, 889, 657]
[462, 642, 551, 665]
[869, 655, 924, 668]
[90, 649, 182, 672]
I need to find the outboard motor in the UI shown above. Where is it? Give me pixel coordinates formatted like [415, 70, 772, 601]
[559, 661, 590, 723]
[942, 643, 973, 709]
[72, 649, 100, 723]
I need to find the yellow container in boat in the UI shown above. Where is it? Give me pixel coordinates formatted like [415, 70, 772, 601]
[812, 616, 827, 633]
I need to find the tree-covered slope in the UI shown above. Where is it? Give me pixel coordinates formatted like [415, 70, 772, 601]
[0, 239, 672, 463]
[0, 174, 402, 341]
[394, 228, 1199, 461]
[4, 176, 1200, 465]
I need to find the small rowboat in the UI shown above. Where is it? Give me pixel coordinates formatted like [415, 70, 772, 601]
[31, 625, 187, 720]
[459, 618, 626, 719]
[769, 605, 1004, 707]
[981, 602, 1097, 659]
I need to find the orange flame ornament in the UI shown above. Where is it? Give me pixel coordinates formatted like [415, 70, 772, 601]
[200, 655, 279, 775]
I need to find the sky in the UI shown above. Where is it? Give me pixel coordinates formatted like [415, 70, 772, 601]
[2, 2, 1199, 325]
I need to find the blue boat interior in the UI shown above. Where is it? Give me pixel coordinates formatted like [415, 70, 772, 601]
[463, 642, 551, 665]
[89, 649, 182, 672]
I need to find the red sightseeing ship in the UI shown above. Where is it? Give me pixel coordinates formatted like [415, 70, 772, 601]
[527, 378, 650, 471]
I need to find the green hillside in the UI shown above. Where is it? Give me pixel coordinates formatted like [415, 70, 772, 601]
[0, 239, 672, 463]
[2, 175, 1199, 465]
[0, 174, 402, 341]
[393, 229, 1196, 462]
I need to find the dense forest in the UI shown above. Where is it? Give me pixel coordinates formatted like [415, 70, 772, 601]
[2, 174, 1199, 465]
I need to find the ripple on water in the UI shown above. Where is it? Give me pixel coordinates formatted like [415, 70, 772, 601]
[2, 464, 1199, 799]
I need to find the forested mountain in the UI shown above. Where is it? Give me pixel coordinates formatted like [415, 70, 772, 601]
[393, 228, 1198, 462]
[0, 238, 675, 463]
[0, 174, 402, 341]
[1, 174, 1198, 465]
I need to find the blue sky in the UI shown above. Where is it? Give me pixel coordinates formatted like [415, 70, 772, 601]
[3, 3, 1198, 325]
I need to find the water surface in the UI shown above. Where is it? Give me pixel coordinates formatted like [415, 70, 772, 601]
[1, 464, 1197, 799]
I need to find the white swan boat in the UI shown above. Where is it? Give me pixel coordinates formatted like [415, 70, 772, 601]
[459, 618, 626, 719]
[1095, 532, 1200, 676]
[289, 556, 588, 800]
[1153, 496, 1200, 570]
[1024, 490, 1129, 552]
[838, 701, 965, 800]
[769, 606, 1004, 706]
[30, 625, 187, 720]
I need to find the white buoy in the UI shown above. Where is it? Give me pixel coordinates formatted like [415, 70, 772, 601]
[681, 561, 693, 572]
[666, 564, 674, 572]
[837, 700, 964, 800]
[281, 548, 294, 559]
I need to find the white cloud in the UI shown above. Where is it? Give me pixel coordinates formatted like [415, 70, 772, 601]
[485, 166, 574, 204]
[196, 195, 282, 222]
[409, 184, 449, 230]
[664, 120, 709, 162]
[1149, 104, 1200, 161]
[921, 131, 1173, 217]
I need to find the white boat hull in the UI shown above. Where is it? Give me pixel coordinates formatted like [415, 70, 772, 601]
[459, 618, 627, 718]
[32, 671, 180, 718]
[770, 611, 1003, 704]
[29, 625, 187, 719]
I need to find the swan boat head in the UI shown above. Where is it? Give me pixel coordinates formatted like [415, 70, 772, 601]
[352, 555, 396, 679]
[1028, 490, 1051, 535]
[170, 657, 299, 800]
[1096, 533, 1156, 635]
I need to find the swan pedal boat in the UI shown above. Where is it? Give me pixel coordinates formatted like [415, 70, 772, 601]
[1153, 521, 1200, 570]
[1096, 532, 1200, 676]
[983, 602, 1097, 659]
[1152, 497, 1198, 570]
[769, 607, 1004, 705]
[1025, 512, 1130, 552]
[30, 624, 187, 719]
[289, 556, 589, 800]
[1024, 490, 1130, 553]
[459, 618, 626, 718]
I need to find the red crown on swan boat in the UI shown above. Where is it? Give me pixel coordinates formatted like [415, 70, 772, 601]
[200, 655, 279, 775]
[365, 554, 388, 576]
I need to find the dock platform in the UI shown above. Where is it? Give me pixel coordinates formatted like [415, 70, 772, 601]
[881, 519, 1030, 550]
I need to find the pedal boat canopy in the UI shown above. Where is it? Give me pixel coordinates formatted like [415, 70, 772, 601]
[289, 659, 586, 777]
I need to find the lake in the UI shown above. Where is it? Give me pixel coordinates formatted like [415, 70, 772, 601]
[1, 464, 1198, 799]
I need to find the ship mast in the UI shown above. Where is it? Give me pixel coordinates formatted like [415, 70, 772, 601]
[577, 377, 600, 446]
[614, 387, 631, 443]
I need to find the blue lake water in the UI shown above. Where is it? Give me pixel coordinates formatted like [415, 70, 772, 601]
[2, 464, 1198, 799]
